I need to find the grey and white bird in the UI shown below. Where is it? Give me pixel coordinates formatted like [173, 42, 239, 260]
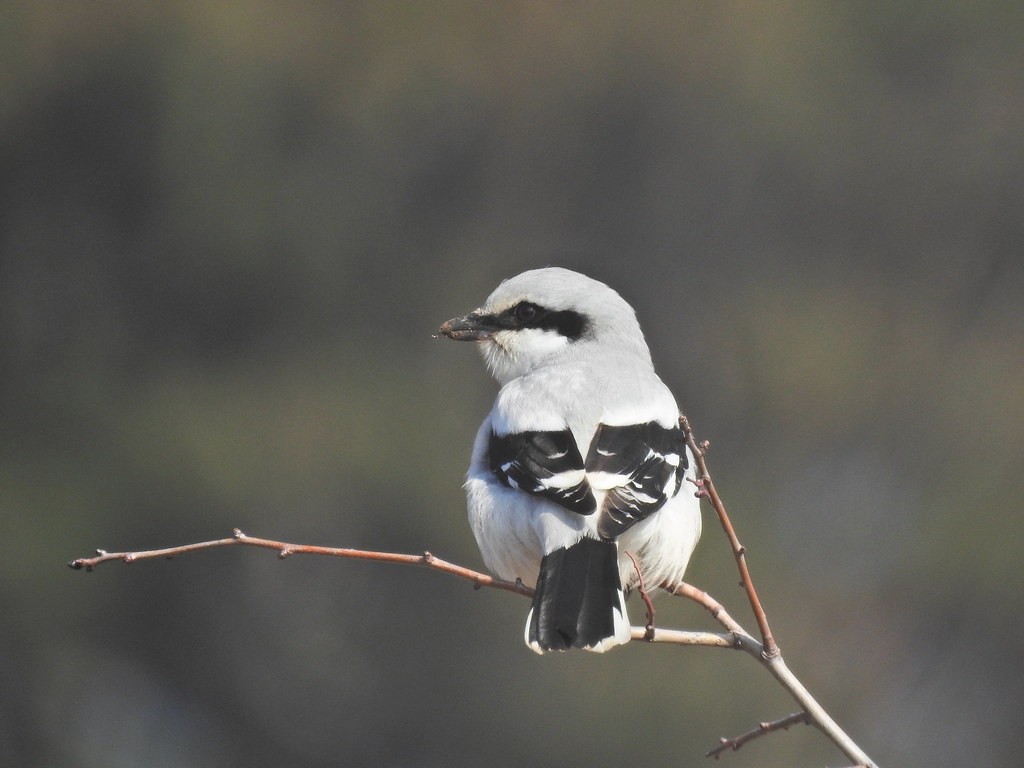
[438, 267, 701, 653]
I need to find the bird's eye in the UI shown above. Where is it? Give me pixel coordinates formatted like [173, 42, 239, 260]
[515, 303, 539, 323]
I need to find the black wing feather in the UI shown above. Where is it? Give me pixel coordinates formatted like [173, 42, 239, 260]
[489, 430, 597, 515]
[586, 422, 687, 539]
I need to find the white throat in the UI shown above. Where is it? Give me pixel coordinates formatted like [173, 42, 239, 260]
[479, 328, 572, 385]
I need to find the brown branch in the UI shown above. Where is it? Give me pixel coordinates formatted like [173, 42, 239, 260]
[706, 711, 811, 758]
[669, 580, 876, 767]
[671, 419, 877, 768]
[680, 414, 779, 659]
[68, 528, 535, 598]
[625, 550, 656, 640]
[68, 422, 878, 767]
[633, 627, 736, 648]
[68, 531, 875, 765]
[666, 580, 749, 639]
[69, 528, 740, 650]
[760, 654, 876, 767]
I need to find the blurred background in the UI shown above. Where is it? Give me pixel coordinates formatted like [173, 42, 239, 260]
[4, 2, 1022, 766]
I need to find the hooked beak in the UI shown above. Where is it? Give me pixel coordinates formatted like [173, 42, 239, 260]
[437, 312, 496, 341]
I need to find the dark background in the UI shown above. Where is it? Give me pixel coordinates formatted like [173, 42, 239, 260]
[4, 3, 1022, 766]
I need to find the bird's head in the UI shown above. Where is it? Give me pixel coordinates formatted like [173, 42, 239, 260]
[438, 267, 649, 384]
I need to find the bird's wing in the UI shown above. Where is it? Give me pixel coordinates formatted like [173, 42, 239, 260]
[488, 429, 597, 515]
[585, 421, 687, 539]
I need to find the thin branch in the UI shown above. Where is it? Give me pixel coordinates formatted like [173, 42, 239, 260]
[68, 528, 534, 598]
[666, 580, 750, 639]
[625, 550, 656, 640]
[707, 711, 811, 758]
[680, 414, 778, 659]
[761, 654, 876, 768]
[69, 529, 737, 650]
[68, 421, 878, 767]
[670, 577, 876, 767]
[68, 531, 875, 765]
[673, 417, 878, 768]
[633, 627, 736, 648]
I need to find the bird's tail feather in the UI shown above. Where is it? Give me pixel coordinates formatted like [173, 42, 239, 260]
[525, 537, 631, 653]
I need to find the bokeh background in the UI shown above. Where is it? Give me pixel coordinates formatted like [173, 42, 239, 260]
[4, 2, 1023, 766]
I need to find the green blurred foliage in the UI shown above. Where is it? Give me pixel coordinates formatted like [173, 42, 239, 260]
[2, 2, 1022, 766]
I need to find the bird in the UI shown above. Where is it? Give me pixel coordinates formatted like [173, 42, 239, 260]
[438, 267, 701, 653]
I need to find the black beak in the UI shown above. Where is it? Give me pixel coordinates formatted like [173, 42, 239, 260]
[437, 312, 495, 341]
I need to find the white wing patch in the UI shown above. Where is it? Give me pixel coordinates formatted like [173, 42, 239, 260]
[488, 421, 687, 538]
[584, 422, 688, 540]
[489, 430, 597, 515]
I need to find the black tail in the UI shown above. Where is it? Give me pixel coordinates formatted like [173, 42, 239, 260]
[526, 538, 631, 653]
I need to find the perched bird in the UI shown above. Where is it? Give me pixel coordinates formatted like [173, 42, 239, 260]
[438, 267, 701, 653]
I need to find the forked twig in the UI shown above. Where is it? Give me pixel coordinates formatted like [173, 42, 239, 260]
[68, 420, 878, 767]
[67, 533, 875, 765]
[68, 529, 736, 650]
[707, 711, 811, 758]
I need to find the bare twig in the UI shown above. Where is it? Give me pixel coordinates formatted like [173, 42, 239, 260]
[632, 627, 736, 648]
[68, 528, 534, 598]
[680, 414, 778, 659]
[625, 550, 657, 640]
[67, 530, 875, 764]
[68, 421, 879, 768]
[665, 585, 875, 767]
[674, 418, 877, 768]
[69, 529, 738, 650]
[761, 654, 875, 767]
[707, 711, 811, 758]
[666, 580, 750, 639]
